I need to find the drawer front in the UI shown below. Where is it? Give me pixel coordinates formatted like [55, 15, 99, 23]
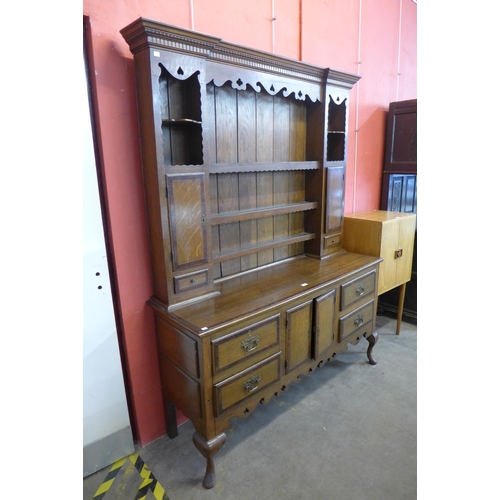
[173, 269, 209, 293]
[213, 353, 281, 416]
[212, 314, 280, 374]
[339, 299, 374, 341]
[324, 233, 341, 249]
[340, 270, 376, 310]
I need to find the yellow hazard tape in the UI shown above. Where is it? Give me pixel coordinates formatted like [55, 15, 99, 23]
[92, 453, 170, 500]
[92, 457, 127, 500]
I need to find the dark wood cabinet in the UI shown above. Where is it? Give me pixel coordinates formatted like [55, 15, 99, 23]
[121, 18, 382, 489]
[379, 99, 417, 320]
[381, 99, 416, 177]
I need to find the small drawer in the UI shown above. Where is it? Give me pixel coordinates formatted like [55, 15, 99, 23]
[213, 353, 281, 416]
[340, 270, 376, 310]
[173, 269, 209, 293]
[339, 299, 374, 341]
[324, 234, 341, 249]
[212, 314, 280, 374]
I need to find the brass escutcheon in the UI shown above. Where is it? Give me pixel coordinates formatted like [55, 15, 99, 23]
[241, 332, 260, 352]
[354, 314, 364, 327]
[244, 374, 261, 393]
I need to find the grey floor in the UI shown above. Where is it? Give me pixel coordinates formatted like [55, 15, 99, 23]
[84, 314, 417, 500]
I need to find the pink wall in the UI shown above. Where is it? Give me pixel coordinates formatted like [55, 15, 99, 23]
[83, 0, 416, 445]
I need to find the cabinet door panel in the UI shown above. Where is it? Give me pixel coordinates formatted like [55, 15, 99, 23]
[378, 221, 400, 294]
[314, 289, 336, 358]
[325, 167, 344, 233]
[286, 301, 313, 373]
[395, 217, 416, 285]
[166, 173, 208, 271]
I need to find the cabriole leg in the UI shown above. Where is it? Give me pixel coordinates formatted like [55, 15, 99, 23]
[192, 431, 227, 489]
[366, 331, 378, 365]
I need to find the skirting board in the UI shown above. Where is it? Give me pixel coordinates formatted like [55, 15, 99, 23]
[83, 426, 135, 477]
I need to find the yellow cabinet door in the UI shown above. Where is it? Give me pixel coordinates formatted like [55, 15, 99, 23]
[394, 215, 415, 287]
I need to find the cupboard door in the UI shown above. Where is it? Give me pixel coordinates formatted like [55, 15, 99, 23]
[395, 217, 416, 286]
[166, 173, 208, 271]
[325, 167, 344, 234]
[314, 289, 336, 359]
[378, 220, 400, 294]
[286, 301, 313, 373]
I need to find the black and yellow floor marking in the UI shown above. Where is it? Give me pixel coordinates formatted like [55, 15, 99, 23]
[92, 456, 128, 500]
[93, 453, 170, 500]
[130, 453, 169, 500]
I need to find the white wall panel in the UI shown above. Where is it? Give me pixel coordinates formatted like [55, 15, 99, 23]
[83, 54, 134, 476]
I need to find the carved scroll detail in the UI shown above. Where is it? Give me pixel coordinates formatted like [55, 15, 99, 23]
[158, 62, 200, 82]
[210, 77, 319, 102]
[328, 92, 347, 106]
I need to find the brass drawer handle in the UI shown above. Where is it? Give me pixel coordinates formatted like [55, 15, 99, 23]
[241, 333, 260, 352]
[243, 374, 261, 393]
[354, 314, 364, 327]
[355, 284, 366, 296]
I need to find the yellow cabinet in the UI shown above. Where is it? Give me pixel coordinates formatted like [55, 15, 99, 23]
[342, 210, 416, 334]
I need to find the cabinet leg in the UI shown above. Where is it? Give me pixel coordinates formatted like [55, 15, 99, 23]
[396, 283, 407, 335]
[366, 331, 378, 365]
[192, 431, 227, 489]
[166, 400, 178, 439]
